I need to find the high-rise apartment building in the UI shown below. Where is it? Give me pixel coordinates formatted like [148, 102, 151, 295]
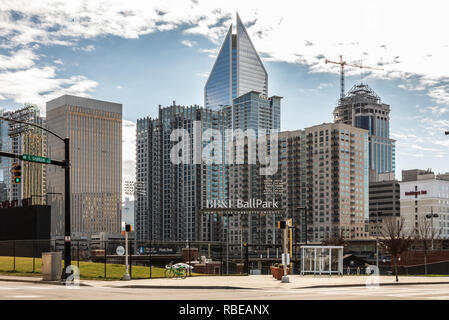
[333, 83, 395, 180]
[46, 95, 122, 237]
[228, 123, 370, 244]
[135, 103, 229, 242]
[304, 123, 370, 241]
[0, 105, 47, 204]
[205, 14, 268, 110]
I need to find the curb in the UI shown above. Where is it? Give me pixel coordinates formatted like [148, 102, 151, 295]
[0, 276, 91, 287]
[109, 285, 256, 290]
[300, 281, 449, 289]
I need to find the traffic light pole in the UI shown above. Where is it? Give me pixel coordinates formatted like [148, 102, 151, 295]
[63, 138, 71, 279]
[0, 116, 70, 281]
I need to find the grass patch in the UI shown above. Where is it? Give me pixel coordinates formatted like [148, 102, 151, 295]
[0, 256, 203, 280]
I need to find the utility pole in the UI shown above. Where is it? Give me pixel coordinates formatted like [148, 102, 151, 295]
[426, 207, 438, 251]
[282, 223, 289, 283]
[277, 220, 290, 283]
[376, 202, 379, 269]
[123, 224, 132, 280]
[64, 137, 71, 277]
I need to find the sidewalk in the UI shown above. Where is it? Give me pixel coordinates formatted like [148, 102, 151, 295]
[98, 275, 449, 290]
[2, 274, 449, 290]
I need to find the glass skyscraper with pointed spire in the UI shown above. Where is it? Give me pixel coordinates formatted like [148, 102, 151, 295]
[204, 13, 269, 111]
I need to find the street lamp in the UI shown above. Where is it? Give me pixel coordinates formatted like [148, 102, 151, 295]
[0, 116, 71, 280]
[372, 202, 381, 269]
[426, 206, 439, 251]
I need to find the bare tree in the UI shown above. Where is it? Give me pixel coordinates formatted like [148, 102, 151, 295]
[379, 217, 413, 282]
[324, 230, 347, 248]
[415, 216, 442, 275]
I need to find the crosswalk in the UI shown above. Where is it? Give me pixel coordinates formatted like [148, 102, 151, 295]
[1, 281, 448, 300]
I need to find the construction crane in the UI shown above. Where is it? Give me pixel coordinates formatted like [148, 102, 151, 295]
[325, 55, 383, 100]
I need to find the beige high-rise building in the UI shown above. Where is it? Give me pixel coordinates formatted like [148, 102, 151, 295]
[46, 95, 122, 237]
[304, 123, 370, 241]
[2, 105, 47, 205]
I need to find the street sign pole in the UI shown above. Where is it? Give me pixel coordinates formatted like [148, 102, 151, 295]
[282, 225, 290, 283]
[63, 137, 71, 280]
[123, 230, 131, 280]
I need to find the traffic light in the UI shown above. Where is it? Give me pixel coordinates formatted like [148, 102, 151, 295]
[277, 221, 286, 229]
[125, 224, 132, 232]
[12, 163, 21, 184]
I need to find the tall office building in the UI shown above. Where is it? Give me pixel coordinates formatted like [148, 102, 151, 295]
[333, 83, 395, 180]
[204, 14, 268, 110]
[135, 103, 229, 242]
[46, 95, 122, 237]
[369, 174, 400, 237]
[0, 105, 47, 204]
[222, 91, 281, 135]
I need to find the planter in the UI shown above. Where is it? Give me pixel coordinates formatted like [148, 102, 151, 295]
[270, 266, 289, 280]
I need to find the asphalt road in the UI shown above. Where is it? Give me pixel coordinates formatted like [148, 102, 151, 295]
[1, 281, 449, 300]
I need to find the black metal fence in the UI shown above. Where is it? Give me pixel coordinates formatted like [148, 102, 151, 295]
[2, 240, 447, 278]
[0, 239, 299, 279]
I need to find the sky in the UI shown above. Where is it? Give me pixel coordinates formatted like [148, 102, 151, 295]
[0, 0, 449, 198]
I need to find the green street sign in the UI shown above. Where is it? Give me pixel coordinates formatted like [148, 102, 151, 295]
[22, 154, 51, 164]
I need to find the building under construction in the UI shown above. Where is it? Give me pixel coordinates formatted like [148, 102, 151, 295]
[333, 83, 395, 181]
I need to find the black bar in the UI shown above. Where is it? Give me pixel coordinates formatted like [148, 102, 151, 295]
[63, 137, 71, 279]
[13, 240, 15, 271]
[104, 241, 107, 278]
[77, 240, 80, 270]
[149, 240, 152, 279]
[130, 242, 133, 278]
[33, 240, 35, 273]
[188, 240, 191, 277]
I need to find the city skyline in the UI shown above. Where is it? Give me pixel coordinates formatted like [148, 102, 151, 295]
[0, 1, 448, 190]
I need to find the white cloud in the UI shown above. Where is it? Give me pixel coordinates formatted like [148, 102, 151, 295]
[2, 1, 448, 101]
[196, 72, 209, 78]
[0, 48, 38, 70]
[199, 48, 218, 59]
[426, 106, 449, 115]
[181, 39, 196, 47]
[72, 44, 96, 52]
[0, 66, 98, 112]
